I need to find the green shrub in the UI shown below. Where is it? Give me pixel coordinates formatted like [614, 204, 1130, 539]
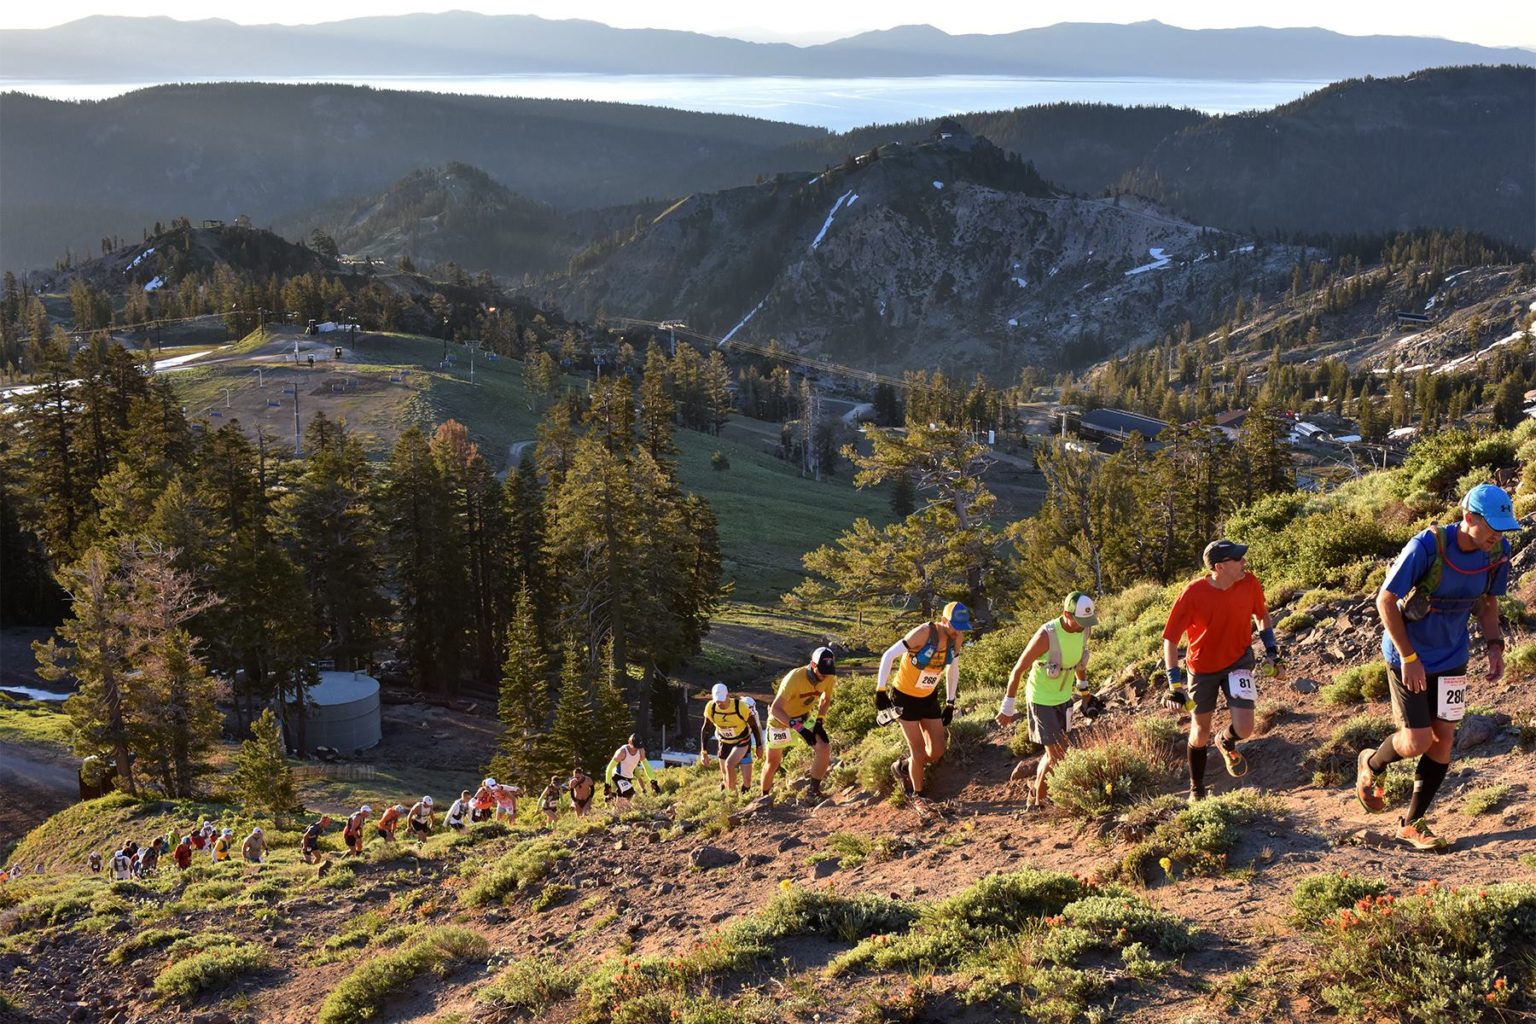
[316, 927, 488, 1024]
[1278, 612, 1316, 633]
[1400, 429, 1516, 500]
[152, 942, 269, 1001]
[1119, 791, 1288, 884]
[1298, 881, 1536, 1021]
[753, 884, 915, 944]
[1323, 664, 1389, 706]
[1132, 715, 1183, 752]
[1061, 894, 1194, 952]
[460, 838, 569, 906]
[1047, 743, 1164, 820]
[479, 955, 581, 1013]
[1306, 714, 1396, 787]
[532, 883, 574, 913]
[1289, 873, 1388, 927]
[108, 927, 191, 965]
[1120, 941, 1174, 981]
[1464, 784, 1512, 816]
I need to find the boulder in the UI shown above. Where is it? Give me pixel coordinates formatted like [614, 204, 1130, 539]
[689, 845, 741, 870]
[1454, 712, 1512, 754]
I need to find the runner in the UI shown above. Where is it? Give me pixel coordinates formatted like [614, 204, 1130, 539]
[567, 768, 595, 818]
[472, 778, 498, 822]
[139, 841, 159, 876]
[605, 735, 660, 810]
[87, 851, 102, 874]
[344, 805, 372, 854]
[700, 683, 765, 796]
[539, 775, 565, 823]
[876, 603, 969, 802]
[241, 827, 266, 868]
[376, 804, 403, 841]
[492, 783, 521, 823]
[1357, 483, 1513, 850]
[1162, 539, 1279, 803]
[997, 592, 1099, 810]
[212, 828, 234, 863]
[761, 648, 837, 802]
[172, 836, 193, 870]
[301, 816, 331, 863]
[406, 796, 435, 838]
[110, 847, 133, 880]
[445, 790, 472, 831]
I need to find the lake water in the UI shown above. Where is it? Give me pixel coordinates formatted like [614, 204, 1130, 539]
[0, 74, 1329, 131]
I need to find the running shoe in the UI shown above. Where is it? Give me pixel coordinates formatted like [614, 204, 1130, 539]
[1187, 785, 1208, 805]
[1398, 817, 1448, 852]
[1213, 731, 1248, 777]
[890, 756, 914, 796]
[1355, 749, 1386, 813]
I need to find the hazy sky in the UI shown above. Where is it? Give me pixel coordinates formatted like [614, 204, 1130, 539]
[4, 1, 1534, 49]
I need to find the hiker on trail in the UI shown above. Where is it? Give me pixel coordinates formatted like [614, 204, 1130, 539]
[173, 836, 193, 870]
[877, 603, 970, 802]
[1162, 539, 1279, 803]
[301, 816, 331, 863]
[445, 791, 472, 831]
[377, 804, 403, 841]
[212, 829, 234, 863]
[87, 851, 102, 874]
[605, 735, 659, 809]
[568, 769, 595, 817]
[241, 827, 266, 867]
[493, 784, 521, 822]
[406, 796, 435, 837]
[701, 683, 765, 796]
[761, 648, 837, 802]
[110, 847, 133, 880]
[539, 775, 565, 823]
[998, 592, 1102, 810]
[344, 805, 371, 854]
[139, 841, 159, 876]
[1358, 483, 1514, 851]
[472, 779, 498, 822]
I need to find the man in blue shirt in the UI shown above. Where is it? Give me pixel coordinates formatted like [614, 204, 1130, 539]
[1359, 483, 1513, 850]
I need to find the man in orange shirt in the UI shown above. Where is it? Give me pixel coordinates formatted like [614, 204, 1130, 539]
[1161, 539, 1280, 802]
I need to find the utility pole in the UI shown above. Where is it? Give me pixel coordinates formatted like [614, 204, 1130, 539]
[292, 380, 302, 457]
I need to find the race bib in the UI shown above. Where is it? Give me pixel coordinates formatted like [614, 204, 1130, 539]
[1228, 669, 1256, 702]
[1436, 675, 1468, 722]
[717, 726, 742, 740]
[914, 669, 943, 696]
[615, 778, 635, 797]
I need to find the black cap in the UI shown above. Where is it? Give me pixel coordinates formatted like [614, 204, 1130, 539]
[1202, 539, 1249, 569]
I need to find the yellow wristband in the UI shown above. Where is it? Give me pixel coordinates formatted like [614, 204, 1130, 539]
[1401, 651, 1419, 665]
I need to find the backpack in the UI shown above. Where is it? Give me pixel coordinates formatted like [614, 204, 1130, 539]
[1041, 619, 1091, 678]
[1399, 525, 1508, 622]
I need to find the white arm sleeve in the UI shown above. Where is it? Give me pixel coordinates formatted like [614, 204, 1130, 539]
[877, 640, 905, 691]
[945, 659, 959, 703]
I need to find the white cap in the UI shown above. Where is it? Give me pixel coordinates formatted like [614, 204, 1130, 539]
[483, 777, 496, 788]
[395, 804, 406, 813]
[1064, 591, 1098, 626]
[422, 795, 433, 806]
[222, 828, 233, 836]
[711, 683, 729, 702]
[252, 827, 262, 835]
[360, 805, 372, 814]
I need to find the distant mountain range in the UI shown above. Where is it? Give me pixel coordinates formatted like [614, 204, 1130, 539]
[2, 14, 1530, 82]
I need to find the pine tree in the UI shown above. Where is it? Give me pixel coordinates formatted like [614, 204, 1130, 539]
[229, 708, 303, 821]
[492, 584, 552, 784]
[547, 636, 592, 786]
[589, 639, 636, 775]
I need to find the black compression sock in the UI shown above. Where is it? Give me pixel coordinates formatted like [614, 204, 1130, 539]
[1188, 745, 1209, 788]
[1222, 723, 1242, 746]
[1367, 735, 1403, 775]
[1405, 756, 1450, 822]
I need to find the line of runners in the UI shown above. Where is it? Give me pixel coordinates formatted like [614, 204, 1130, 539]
[52, 480, 1512, 882]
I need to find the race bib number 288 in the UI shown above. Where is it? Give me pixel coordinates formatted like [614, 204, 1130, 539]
[1437, 675, 1468, 722]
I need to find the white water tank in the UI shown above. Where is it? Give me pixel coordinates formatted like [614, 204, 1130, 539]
[305, 671, 382, 752]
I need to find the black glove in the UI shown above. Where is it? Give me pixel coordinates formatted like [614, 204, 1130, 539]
[1075, 692, 1105, 721]
[941, 702, 954, 726]
[875, 690, 892, 711]
[795, 724, 818, 747]
[649, 780, 660, 795]
[603, 783, 613, 798]
[1165, 687, 1193, 711]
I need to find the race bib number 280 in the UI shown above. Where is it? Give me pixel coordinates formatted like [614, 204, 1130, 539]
[1437, 675, 1468, 722]
[1228, 669, 1257, 702]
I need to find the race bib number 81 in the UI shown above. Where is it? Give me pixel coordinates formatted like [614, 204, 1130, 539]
[1228, 669, 1257, 702]
[1437, 675, 1468, 722]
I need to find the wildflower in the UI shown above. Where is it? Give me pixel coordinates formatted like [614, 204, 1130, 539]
[1159, 857, 1173, 875]
[1495, 978, 1508, 990]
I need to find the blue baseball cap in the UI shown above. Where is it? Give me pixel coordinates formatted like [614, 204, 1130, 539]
[1463, 483, 1519, 532]
[941, 601, 972, 630]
